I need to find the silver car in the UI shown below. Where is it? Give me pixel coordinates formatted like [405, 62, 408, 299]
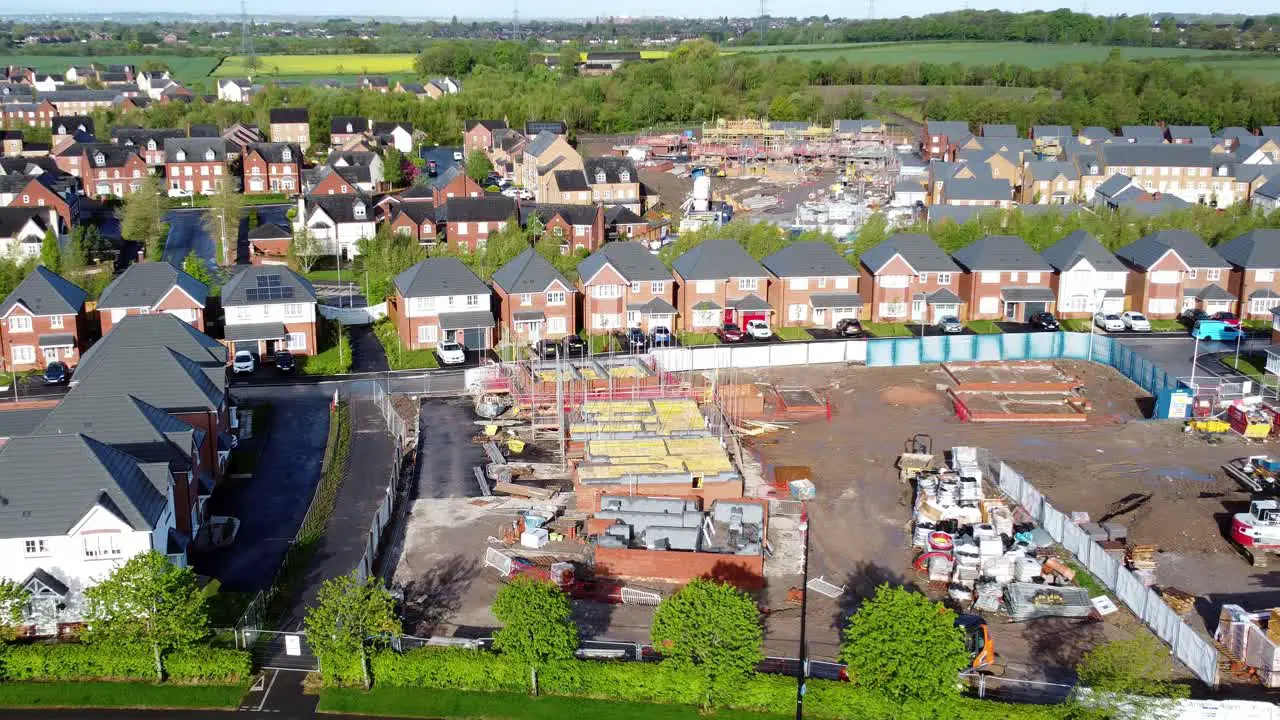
[936, 315, 963, 333]
[1094, 312, 1125, 332]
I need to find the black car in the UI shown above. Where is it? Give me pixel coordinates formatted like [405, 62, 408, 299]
[482, 174, 503, 188]
[42, 361, 69, 385]
[1179, 308, 1209, 328]
[274, 351, 296, 373]
[561, 334, 587, 356]
[1028, 312, 1060, 331]
[624, 327, 647, 351]
[535, 339, 562, 359]
[835, 318, 863, 337]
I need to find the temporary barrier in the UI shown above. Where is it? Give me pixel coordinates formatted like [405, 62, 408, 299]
[651, 339, 868, 372]
[484, 547, 514, 577]
[318, 301, 388, 325]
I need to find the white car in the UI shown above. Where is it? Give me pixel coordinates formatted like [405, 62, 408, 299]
[745, 319, 773, 340]
[436, 340, 466, 365]
[1121, 311, 1151, 332]
[500, 186, 522, 198]
[1093, 312, 1125, 332]
[232, 350, 256, 374]
[452, 150, 463, 161]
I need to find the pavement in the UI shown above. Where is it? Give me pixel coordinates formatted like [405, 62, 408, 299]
[162, 204, 291, 267]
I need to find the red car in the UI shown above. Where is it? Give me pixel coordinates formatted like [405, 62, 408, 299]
[717, 323, 745, 343]
[1211, 311, 1241, 327]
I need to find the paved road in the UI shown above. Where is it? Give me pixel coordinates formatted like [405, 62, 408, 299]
[1110, 332, 1269, 381]
[163, 204, 291, 266]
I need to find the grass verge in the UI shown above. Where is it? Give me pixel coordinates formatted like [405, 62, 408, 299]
[317, 687, 787, 720]
[1148, 319, 1183, 332]
[1223, 353, 1280, 388]
[374, 320, 439, 370]
[1243, 319, 1271, 333]
[965, 320, 1003, 334]
[862, 322, 911, 337]
[581, 331, 621, 354]
[773, 326, 812, 341]
[1059, 319, 1091, 332]
[301, 318, 353, 375]
[1064, 558, 1111, 599]
[0, 682, 246, 710]
[677, 331, 720, 346]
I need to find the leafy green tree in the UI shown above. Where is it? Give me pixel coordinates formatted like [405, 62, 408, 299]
[1076, 635, 1189, 717]
[492, 576, 579, 693]
[75, 225, 110, 261]
[182, 251, 216, 292]
[840, 584, 968, 708]
[205, 176, 244, 266]
[557, 44, 581, 76]
[288, 228, 324, 274]
[39, 229, 60, 272]
[83, 551, 208, 681]
[121, 175, 166, 262]
[62, 231, 86, 275]
[650, 579, 762, 705]
[465, 150, 493, 183]
[357, 225, 426, 303]
[0, 578, 30, 642]
[304, 571, 400, 689]
[384, 146, 406, 187]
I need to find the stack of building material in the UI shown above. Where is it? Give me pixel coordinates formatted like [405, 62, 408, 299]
[1160, 587, 1195, 616]
[1215, 604, 1280, 687]
[1005, 583, 1092, 621]
[1126, 543, 1158, 581]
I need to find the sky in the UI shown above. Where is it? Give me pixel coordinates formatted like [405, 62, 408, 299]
[51, 0, 1279, 19]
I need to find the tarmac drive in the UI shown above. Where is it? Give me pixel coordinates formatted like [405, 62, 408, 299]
[416, 398, 490, 498]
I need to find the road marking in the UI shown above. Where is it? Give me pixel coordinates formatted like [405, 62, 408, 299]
[253, 668, 278, 712]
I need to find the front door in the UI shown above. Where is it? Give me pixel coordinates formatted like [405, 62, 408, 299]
[723, 308, 734, 324]
[910, 300, 925, 322]
[1005, 302, 1018, 320]
[265, 339, 277, 357]
[812, 308, 826, 327]
[42, 348, 58, 362]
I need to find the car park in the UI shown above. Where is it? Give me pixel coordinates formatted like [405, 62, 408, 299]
[1093, 312, 1125, 332]
[1028, 312, 1060, 331]
[1120, 311, 1151, 332]
[42, 361, 69, 385]
[835, 318, 863, 337]
[936, 316, 963, 334]
[745, 319, 773, 340]
[232, 350, 256, 374]
[274, 351, 296, 373]
[650, 326, 674, 346]
[436, 340, 467, 365]
[562, 335, 587, 356]
[718, 323, 745, 343]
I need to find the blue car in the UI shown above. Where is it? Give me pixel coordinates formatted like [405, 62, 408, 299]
[1192, 319, 1242, 341]
[650, 326, 674, 346]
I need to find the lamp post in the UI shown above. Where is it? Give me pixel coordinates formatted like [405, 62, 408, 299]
[1086, 289, 1105, 363]
[794, 507, 811, 720]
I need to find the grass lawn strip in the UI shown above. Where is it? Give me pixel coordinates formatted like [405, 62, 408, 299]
[1147, 319, 1183, 332]
[965, 320, 1003, 334]
[1223, 354, 1280, 388]
[861, 322, 911, 337]
[317, 687, 788, 720]
[772, 326, 812, 341]
[374, 321, 439, 370]
[677, 331, 720, 346]
[301, 319, 353, 375]
[0, 682, 245, 709]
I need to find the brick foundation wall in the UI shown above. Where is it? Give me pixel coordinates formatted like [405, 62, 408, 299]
[593, 546, 765, 590]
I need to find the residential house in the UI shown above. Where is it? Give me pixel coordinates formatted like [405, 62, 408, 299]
[548, 169, 592, 205]
[522, 131, 583, 202]
[42, 90, 118, 114]
[1115, 230, 1232, 319]
[112, 127, 184, 167]
[247, 223, 292, 265]
[859, 233, 964, 323]
[426, 77, 460, 97]
[242, 143, 302, 195]
[577, 241, 676, 333]
[388, 203, 437, 244]
[0, 130, 23, 156]
[371, 122, 413, 153]
[325, 150, 384, 192]
[163, 138, 228, 197]
[761, 242, 860, 329]
[492, 248, 578, 343]
[519, 203, 605, 254]
[3, 175, 79, 232]
[1120, 125, 1166, 144]
[221, 123, 263, 155]
[440, 196, 517, 253]
[432, 167, 484, 203]
[387, 258, 495, 351]
[920, 120, 972, 161]
[216, 78, 255, 103]
[583, 157, 642, 211]
[672, 240, 774, 332]
[50, 116, 93, 138]
[1254, 178, 1280, 212]
[268, 108, 311, 151]
[1, 99, 56, 128]
[295, 193, 376, 259]
[96, 262, 209, 335]
[1040, 230, 1128, 318]
[1078, 126, 1114, 144]
[360, 77, 390, 93]
[0, 207, 51, 259]
[303, 165, 360, 196]
[55, 143, 147, 198]
[1215, 230, 1280, 319]
[221, 266, 318, 358]
[1021, 162, 1081, 205]
[891, 180, 928, 208]
[1082, 143, 1241, 207]
[0, 266, 87, 371]
[464, 119, 508, 154]
[604, 205, 652, 241]
[329, 116, 369, 147]
[1031, 125, 1074, 144]
[393, 81, 430, 99]
[1166, 125, 1211, 144]
[951, 235, 1056, 322]
[941, 176, 1013, 208]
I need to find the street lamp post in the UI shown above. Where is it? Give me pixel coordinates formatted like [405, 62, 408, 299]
[794, 507, 811, 720]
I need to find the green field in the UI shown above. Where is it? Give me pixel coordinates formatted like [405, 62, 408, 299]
[215, 53, 418, 77]
[0, 55, 222, 85]
[728, 41, 1230, 68]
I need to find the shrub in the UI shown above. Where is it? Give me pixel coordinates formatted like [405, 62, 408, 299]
[165, 648, 252, 684]
[371, 648, 526, 691]
[0, 643, 153, 681]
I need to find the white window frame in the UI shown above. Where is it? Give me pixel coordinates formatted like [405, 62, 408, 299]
[650, 281, 664, 294]
[1187, 268, 1198, 280]
[546, 291, 566, 305]
[695, 280, 715, 294]
[287, 332, 306, 351]
[520, 293, 532, 306]
[82, 534, 122, 559]
[630, 282, 642, 294]
[937, 272, 952, 285]
[835, 277, 849, 289]
[1207, 268, 1221, 282]
[737, 277, 759, 292]
[7, 315, 31, 332]
[980, 271, 1000, 284]
[24, 539, 48, 556]
[1258, 269, 1276, 282]
[1026, 272, 1041, 284]
[790, 277, 808, 290]
[591, 284, 621, 299]
[547, 316, 567, 334]
[11, 345, 34, 364]
[48, 314, 63, 329]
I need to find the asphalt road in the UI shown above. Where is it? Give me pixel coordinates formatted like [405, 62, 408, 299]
[162, 204, 292, 266]
[1110, 332, 1270, 381]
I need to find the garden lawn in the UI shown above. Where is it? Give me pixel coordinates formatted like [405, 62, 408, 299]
[1059, 319, 1092, 332]
[1223, 354, 1280, 388]
[318, 687, 788, 720]
[375, 321, 439, 370]
[0, 682, 245, 710]
[300, 320, 352, 375]
[862, 322, 911, 337]
[773, 326, 812, 341]
[1148, 319, 1183, 332]
[582, 331, 621, 354]
[678, 331, 720, 346]
[966, 320, 1003, 334]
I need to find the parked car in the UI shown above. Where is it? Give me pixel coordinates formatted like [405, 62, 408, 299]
[274, 351, 296, 373]
[561, 334, 587, 356]
[1211, 311, 1241, 327]
[1192, 319, 1243, 342]
[1028, 312, 1060, 331]
[1093, 312, 1125, 332]
[427, 160, 438, 176]
[1120, 311, 1151, 332]
[452, 150, 463, 161]
[436, 340, 466, 365]
[835, 318, 863, 337]
[1178, 308, 1209, 328]
[42, 361, 69, 385]
[482, 174, 503, 187]
[650, 326, 674, 346]
[535, 339, 560, 359]
[745, 319, 773, 340]
[232, 350, 256, 374]
[625, 327, 647, 351]
[936, 315, 964, 334]
[717, 323, 745, 343]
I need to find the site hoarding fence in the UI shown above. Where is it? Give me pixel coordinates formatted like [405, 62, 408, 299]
[991, 453, 1221, 687]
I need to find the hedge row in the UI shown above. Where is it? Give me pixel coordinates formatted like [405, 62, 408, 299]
[0, 643, 251, 685]
[368, 648, 1066, 720]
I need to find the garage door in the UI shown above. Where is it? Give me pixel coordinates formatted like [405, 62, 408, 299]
[932, 304, 958, 322]
[461, 328, 485, 350]
[1024, 302, 1047, 317]
[741, 312, 768, 326]
[233, 341, 258, 354]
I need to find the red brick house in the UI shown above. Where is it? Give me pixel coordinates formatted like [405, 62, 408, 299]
[576, 242, 676, 333]
[1115, 230, 1232, 319]
[248, 223, 292, 265]
[441, 196, 517, 253]
[432, 168, 484, 203]
[111, 127, 184, 168]
[96, 261, 209, 335]
[220, 266, 318, 359]
[761, 242, 860, 329]
[1214, 230, 1280, 319]
[672, 240, 774, 332]
[242, 142, 302, 195]
[388, 204, 437, 244]
[921, 120, 972, 161]
[463, 119, 508, 154]
[6, 175, 78, 232]
[520, 203, 606, 254]
[951, 235, 1056, 322]
[54, 143, 148, 199]
[387, 257, 495, 351]
[163, 138, 228, 196]
[491, 248, 577, 344]
[307, 166, 359, 196]
[0, 265, 88, 371]
[605, 205, 652, 241]
[858, 234, 965, 323]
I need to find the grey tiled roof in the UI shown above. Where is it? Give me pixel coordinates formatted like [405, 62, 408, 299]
[1024, 161, 1079, 182]
[1120, 125, 1164, 141]
[394, 257, 490, 298]
[0, 266, 86, 316]
[925, 120, 971, 139]
[926, 288, 963, 304]
[926, 204, 989, 225]
[491, 248, 573, 294]
[1099, 143, 1213, 169]
[692, 300, 722, 310]
[512, 310, 544, 322]
[38, 333, 74, 347]
[1216, 230, 1280, 269]
[1095, 173, 1136, 199]
[729, 294, 771, 311]
[672, 239, 768, 281]
[951, 235, 1053, 272]
[1115, 230, 1226, 270]
[1166, 125, 1211, 140]
[584, 156, 637, 184]
[578, 241, 673, 283]
[553, 170, 589, 192]
[35, 393, 201, 469]
[438, 310, 495, 330]
[526, 131, 560, 158]
[1041, 230, 1126, 272]
[1001, 287, 1056, 303]
[1195, 283, 1235, 301]
[442, 196, 516, 223]
[97, 261, 208, 310]
[1078, 126, 1113, 141]
[74, 345, 225, 412]
[627, 297, 677, 314]
[222, 266, 316, 306]
[1032, 125, 1073, 139]
[761, 242, 855, 278]
[861, 233, 960, 274]
[0, 407, 51, 439]
[164, 137, 228, 163]
[76, 313, 226, 376]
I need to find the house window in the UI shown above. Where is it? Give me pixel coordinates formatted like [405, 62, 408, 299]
[692, 309, 718, 327]
[286, 332, 306, 351]
[595, 170, 606, 184]
[547, 291, 566, 305]
[457, 222, 469, 234]
[1259, 269, 1276, 282]
[651, 281, 664, 294]
[790, 278, 808, 290]
[626, 310, 640, 326]
[353, 203, 367, 220]
[917, 273, 929, 284]
[937, 273, 952, 285]
[978, 296, 999, 314]
[881, 275, 909, 289]
[878, 302, 906, 318]
[592, 284, 622, 299]
[11, 345, 34, 364]
[630, 282, 642, 294]
[695, 280, 714, 294]
[283, 303, 304, 318]
[737, 277, 758, 291]
[1207, 269, 1221, 282]
[204, 149, 215, 161]
[1026, 272, 1041, 284]
[83, 534, 122, 559]
[548, 316, 567, 334]
[817, 277, 828, 289]
[619, 170, 630, 183]
[8, 315, 31, 332]
[175, 150, 186, 162]
[233, 307, 253, 321]
[24, 539, 47, 556]
[1151, 270, 1180, 285]
[465, 295, 480, 307]
[574, 225, 588, 237]
[417, 324, 437, 343]
[48, 314, 63, 329]
[980, 271, 1000, 283]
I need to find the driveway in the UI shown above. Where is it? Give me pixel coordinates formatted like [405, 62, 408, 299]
[347, 324, 389, 373]
[190, 389, 331, 592]
[416, 398, 489, 498]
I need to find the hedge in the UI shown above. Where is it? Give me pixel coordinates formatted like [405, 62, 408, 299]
[367, 648, 1067, 720]
[0, 643, 251, 685]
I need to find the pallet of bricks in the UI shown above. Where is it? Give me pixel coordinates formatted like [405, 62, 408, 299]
[1125, 542, 1158, 586]
[1215, 605, 1280, 686]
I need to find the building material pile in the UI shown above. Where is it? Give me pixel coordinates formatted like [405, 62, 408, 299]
[1215, 604, 1280, 687]
[1125, 543, 1158, 585]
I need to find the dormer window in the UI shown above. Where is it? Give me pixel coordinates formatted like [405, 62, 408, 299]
[353, 201, 366, 219]
[204, 149, 215, 161]
[1217, 165, 1228, 176]
[1089, 163, 1099, 175]
[56, 126, 66, 135]
[94, 152, 105, 166]
[345, 123, 354, 133]
[594, 170, 607, 184]
[282, 148, 292, 162]
[147, 139, 156, 150]
[619, 170, 630, 182]
[175, 149, 186, 162]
